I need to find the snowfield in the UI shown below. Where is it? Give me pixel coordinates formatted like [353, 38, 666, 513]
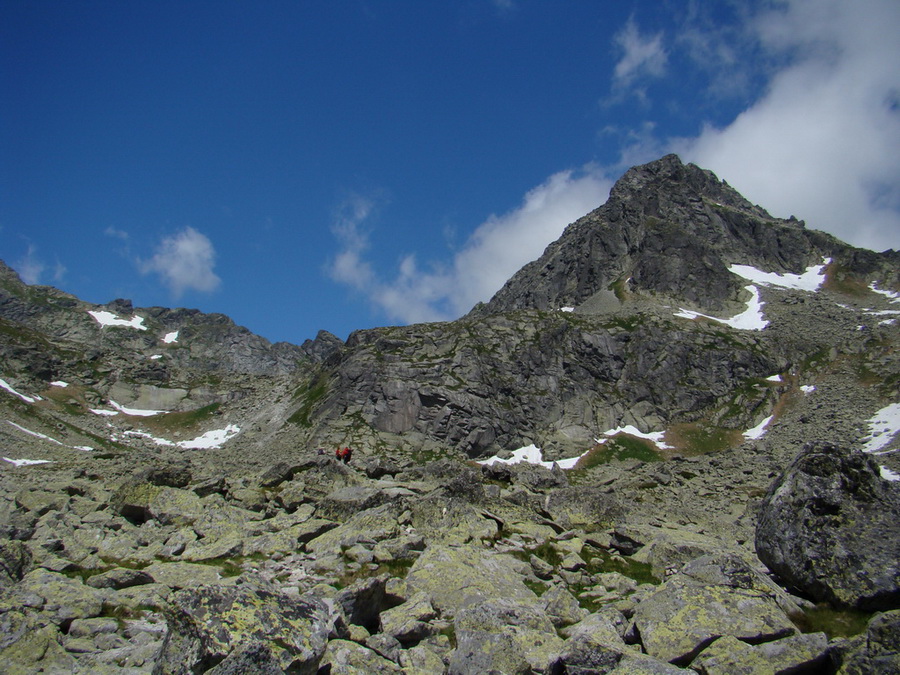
[674, 259, 831, 331]
[88, 310, 147, 330]
[0, 378, 41, 403]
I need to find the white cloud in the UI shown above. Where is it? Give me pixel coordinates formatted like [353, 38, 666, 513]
[670, 0, 900, 251]
[15, 245, 44, 285]
[104, 226, 129, 240]
[140, 226, 221, 297]
[612, 18, 668, 89]
[329, 168, 612, 324]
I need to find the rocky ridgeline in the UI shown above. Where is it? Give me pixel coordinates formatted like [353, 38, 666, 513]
[1, 155, 900, 672]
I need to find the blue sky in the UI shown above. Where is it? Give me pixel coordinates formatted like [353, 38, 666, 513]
[2, 0, 899, 345]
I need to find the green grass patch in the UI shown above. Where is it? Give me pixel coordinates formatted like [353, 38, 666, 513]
[791, 605, 872, 639]
[142, 403, 221, 434]
[288, 375, 329, 427]
[583, 547, 660, 586]
[574, 436, 662, 470]
[666, 422, 743, 456]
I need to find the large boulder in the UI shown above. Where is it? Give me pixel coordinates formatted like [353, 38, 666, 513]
[405, 546, 537, 617]
[631, 554, 797, 666]
[756, 443, 900, 610]
[154, 582, 336, 674]
[448, 598, 564, 674]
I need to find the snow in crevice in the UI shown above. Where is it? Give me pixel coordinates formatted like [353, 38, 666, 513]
[675, 285, 768, 330]
[598, 425, 672, 450]
[162, 331, 179, 344]
[869, 283, 900, 304]
[88, 310, 147, 331]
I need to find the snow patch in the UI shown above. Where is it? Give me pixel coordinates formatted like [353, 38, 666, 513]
[51, 381, 69, 388]
[860, 403, 900, 455]
[109, 400, 166, 417]
[729, 258, 830, 291]
[870, 283, 900, 304]
[163, 331, 179, 344]
[744, 415, 773, 440]
[675, 285, 768, 330]
[88, 310, 147, 331]
[598, 425, 672, 450]
[559, 307, 575, 313]
[800, 385, 816, 394]
[766, 375, 782, 383]
[7, 420, 65, 446]
[0, 378, 40, 403]
[150, 354, 163, 360]
[90, 408, 119, 417]
[3, 457, 52, 467]
[880, 466, 900, 482]
[477, 443, 589, 470]
[123, 424, 241, 450]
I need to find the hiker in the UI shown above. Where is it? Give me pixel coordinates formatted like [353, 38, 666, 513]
[340, 447, 353, 463]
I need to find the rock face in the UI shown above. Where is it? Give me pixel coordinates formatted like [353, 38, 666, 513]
[756, 443, 900, 610]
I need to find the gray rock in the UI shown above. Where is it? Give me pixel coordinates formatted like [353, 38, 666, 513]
[756, 443, 900, 610]
[448, 598, 564, 674]
[86, 566, 154, 589]
[631, 555, 796, 666]
[693, 632, 829, 674]
[154, 582, 335, 674]
[834, 609, 900, 674]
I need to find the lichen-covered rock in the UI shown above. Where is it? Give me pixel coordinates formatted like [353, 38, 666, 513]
[693, 632, 829, 674]
[86, 566, 154, 589]
[834, 609, 900, 674]
[405, 545, 538, 617]
[756, 443, 900, 610]
[0, 539, 32, 586]
[448, 598, 564, 674]
[631, 555, 796, 665]
[154, 582, 335, 674]
[15, 568, 106, 625]
[318, 638, 403, 673]
[379, 591, 438, 645]
[0, 611, 75, 675]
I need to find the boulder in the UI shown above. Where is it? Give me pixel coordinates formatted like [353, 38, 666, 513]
[833, 609, 900, 674]
[0, 539, 33, 587]
[405, 546, 537, 617]
[154, 582, 335, 674]
[756, 443, 900, 610]
[318, 639, 403, 673]
[86, 566, 154, 589]
[448, 598, 564, 674]
[693, 632, 829, 674]
[631, 555, 797, 666]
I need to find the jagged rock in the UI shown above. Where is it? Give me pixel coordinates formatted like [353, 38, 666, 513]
[143, 561, 226, 589]
[15, 569, 107, 626]
[448, 598, 564, 674]
[756, 443, 900, 610]
[154, 582, 335, 674]
[335, 574, 390, 633]
[631, 555, 797, 666]
[544, 486, 622, 530]
[693, 632, 829, 675]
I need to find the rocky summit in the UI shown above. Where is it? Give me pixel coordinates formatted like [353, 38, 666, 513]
[1, 155, 899, 673]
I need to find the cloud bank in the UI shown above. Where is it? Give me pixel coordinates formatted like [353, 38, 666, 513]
[329, 168, 612, 324]
[140, 227, 221, 298]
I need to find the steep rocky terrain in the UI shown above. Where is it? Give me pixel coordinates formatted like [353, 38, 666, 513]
[1, 155, 899, 673]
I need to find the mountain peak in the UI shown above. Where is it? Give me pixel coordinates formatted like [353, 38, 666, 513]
[472, 155, 846, 317]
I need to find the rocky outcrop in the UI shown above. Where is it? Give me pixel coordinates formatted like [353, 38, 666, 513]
[756, 443, 900, 610]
